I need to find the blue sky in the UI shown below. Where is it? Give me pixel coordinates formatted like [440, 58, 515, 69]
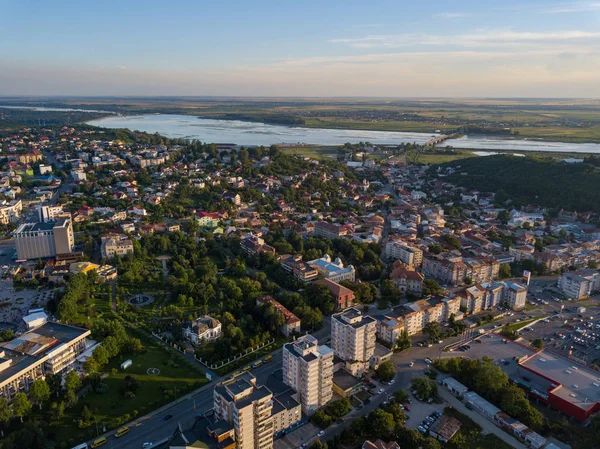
[1, 0, 599, 97]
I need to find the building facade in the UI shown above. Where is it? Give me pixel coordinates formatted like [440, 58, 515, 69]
[282, 335, 333, 415]
[331, 308, 376, 377]
[14, 218, 74, 260]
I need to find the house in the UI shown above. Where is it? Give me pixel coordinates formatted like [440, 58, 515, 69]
[240, 235, 276, 257]
[195, 211, 220, 228]
[429, 415, 462, 443]
[223, 192, 241, 205]
[362, 440, 400, 449]
[101, 234, 134, 259]
[183, 315, 222, 344]
[313, 278, 354, 311]
[278, 254, 319, 282]
[257, 296, 301, 337]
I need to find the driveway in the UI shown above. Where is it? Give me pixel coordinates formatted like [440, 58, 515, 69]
[437, 388, 528, 449]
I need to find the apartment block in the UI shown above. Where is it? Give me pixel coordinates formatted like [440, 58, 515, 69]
[257, 296, 301, 337]
[459, 280, 528, 313]
[282, 335, 333, 415]
[14, 218, 74, 260]
[0, 200, 22, 224]
[558, 269, 600, 300]
[331, 308, 376, 377]
[278, 254, 319, 282]
[314, 221, 351, 240]
[213, 373, 275, 449]
[385, 241, 423, 267]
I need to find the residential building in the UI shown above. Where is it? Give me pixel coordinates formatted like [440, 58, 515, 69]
[278, 254, 318, 282]
[313, 278, 355, 311]
[375, 316, 404, 348]
[14, 218, 74, 260]
[183, 315, 222, 344]
[314, 221, 351, 240]
[38, 204, 68, 223]
[101, 234, 134, 258]
[362, 440, 400, 449]
[389, 260, 424, 296]
[558, 269, 600, 300]
[307, 254, 355, 283]
[459, 280, 528, 313]
[385, 241, 423, 266]
[257, 296, 301, 337]
[281, 335, 333, 415]
[429, 416, 462, 443]
[240, 236, 276, 258]
[331, 308, 376, 377]
[213, 373, 275, 449]
[0, 200, 22, 224]
[0, 321, 89, 402]
[195, 211, 220, 228]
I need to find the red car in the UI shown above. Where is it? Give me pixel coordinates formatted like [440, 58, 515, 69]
[404, 405, 411, 412]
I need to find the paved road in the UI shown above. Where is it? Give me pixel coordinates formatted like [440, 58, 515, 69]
[94, 321, 332, 449]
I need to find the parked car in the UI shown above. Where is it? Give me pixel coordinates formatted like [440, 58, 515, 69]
[408, 362, 414, 367]
[388, 379, 395, 385]
[378, 388, 384, 394]
[317, 431, 325, 437]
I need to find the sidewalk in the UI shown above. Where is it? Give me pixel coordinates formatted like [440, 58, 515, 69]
[438, 388, 528, 449]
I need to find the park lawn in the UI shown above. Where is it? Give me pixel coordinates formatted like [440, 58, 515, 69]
[48, 330, 207, 447]
[284, 146, 339, 160]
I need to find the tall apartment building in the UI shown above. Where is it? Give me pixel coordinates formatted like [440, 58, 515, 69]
[214, 373, 275, 449]
[282, 335, 333, 415]
[423, 256, 499, 286]
[14, 218, 74, 260]
[331, 308, 376, 377]
[385, 241, 423, 267]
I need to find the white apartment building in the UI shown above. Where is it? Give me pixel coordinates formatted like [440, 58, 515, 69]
[459, 280, 528, 314]
[0, 200, 22, 225]
[214, 373, 275, 449]
[331, 308, 376, 377]
[282, 335, 333, 415]
[385, 241, 424, 267]
[101, 234, 135, 259]
[14, 218, 74, 260]
[558, 269, 600, 300]
[38, 204, 68, 223]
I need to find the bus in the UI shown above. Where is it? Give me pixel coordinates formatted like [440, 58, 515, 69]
[115, 426, 130, 438]
[243, 365, 251, 372]
[71, 444, 89, 449]
[263, 355, 273, 363]
[91, 438, 106, 448]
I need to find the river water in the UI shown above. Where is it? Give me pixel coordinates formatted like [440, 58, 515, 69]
[86, 114, 600, 153]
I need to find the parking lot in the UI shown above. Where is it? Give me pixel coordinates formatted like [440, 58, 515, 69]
[0, 280, 54, 329]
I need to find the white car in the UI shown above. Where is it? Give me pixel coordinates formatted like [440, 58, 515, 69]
[142, 444, 154, 449]
[317, 430, 325, 437]
[424, 358, 432, 364]
[378, 388, 385, 394]
[388, 379, 395, 385]
[408, 362, 414, 367]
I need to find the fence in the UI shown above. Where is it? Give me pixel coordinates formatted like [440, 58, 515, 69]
[195, 339, 276, 370]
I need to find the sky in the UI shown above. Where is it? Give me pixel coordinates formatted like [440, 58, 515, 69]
[1, 0, 600, 97]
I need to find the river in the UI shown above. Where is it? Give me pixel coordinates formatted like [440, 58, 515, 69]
[86, 114, 600, 153]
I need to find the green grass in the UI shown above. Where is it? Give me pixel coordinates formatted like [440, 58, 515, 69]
[48, 330, 207, 447]
[283, 146, 340, 160]
[505, 316, 546, 333]
[417, 150, 476, 165]
[212, 337, 286, 376]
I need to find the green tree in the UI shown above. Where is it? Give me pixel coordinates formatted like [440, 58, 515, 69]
[499, 264, 512, 279]
[370, 409, 395, 437]
[376, 360, 395, 383]
[312, 409, 332, 429]
[423, 322, 441, 342]
[65, 370, 82, 394]
[411, 377, 437, 400]
[396, 330, 411, 351]
[0, 397, 11, 436]
[11, 393, 32, 423]
[532, 338, 544, 350]
[29, 379, 50, 410]
[394, 389, 409, 404]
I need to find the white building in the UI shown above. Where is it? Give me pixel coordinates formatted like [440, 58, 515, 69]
[307, 254, 355, 283]
[385, 241, 423, 267]
[282, 335, 333, 415]
[0, 200, 22, 225]
[331, 308, 376, 377]
[213, 373, 275, 449]
[38, 205, 68, 223]
[14, 218, 74, 260]
[101, 234, 134, 259]
[183, 315, 222, 344]
[558, 269, 600, 300]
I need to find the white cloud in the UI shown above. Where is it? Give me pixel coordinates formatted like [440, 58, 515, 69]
[542, 1, 600, 13]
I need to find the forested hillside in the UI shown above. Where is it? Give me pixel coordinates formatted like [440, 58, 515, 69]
[438, 155, 600, 212]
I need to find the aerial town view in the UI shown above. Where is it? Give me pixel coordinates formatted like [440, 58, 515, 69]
[2, 2, 600, 449]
